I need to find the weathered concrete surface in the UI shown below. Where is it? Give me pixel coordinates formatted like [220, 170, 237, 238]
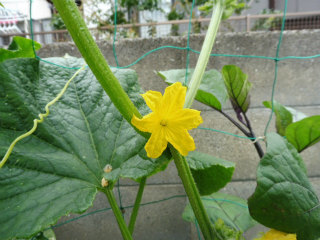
[38, 31, 320, 239]
[54, 184, 190, 240]
[38, 30, 320, 109]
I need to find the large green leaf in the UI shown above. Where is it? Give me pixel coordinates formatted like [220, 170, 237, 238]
[263, 100, 293, 136]
[285, 115, 320, 152]
[183, 192, 256, 232]
[222, 65, 252, 113]
[186, 151, 235, 195]
[248, 133, 320, 240]
[0, 57, 170, 240]
[0, 36, 41, 63]
[158, 69, 228, 110]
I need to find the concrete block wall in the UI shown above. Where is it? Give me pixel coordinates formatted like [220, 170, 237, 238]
[38, 30, 320, 240]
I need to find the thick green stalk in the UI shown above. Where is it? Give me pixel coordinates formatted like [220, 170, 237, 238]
[52, 0, 142, 124]
[184, 0, 223, 108]
[103, 189, 133, 240]
[128, 177, 147, 234]
[169, 145, 216, 239]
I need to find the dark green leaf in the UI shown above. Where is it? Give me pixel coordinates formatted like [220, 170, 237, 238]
[285, 115, 320, 152]
[0, 36, 41, 63]
[248, 133, 320, 240]
[187, 151, 235, 195]
[0, 57, 170, 240]
[222, 65, 252, 113]
[263, 100, 293, 136]
[158, 68, 228, 110]
[183, 192, 256, 232]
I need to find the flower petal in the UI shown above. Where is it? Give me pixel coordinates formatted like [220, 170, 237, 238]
[145, 126, 168, 158]
[160, 82, 187, 116]
[131, 113, 158, 133]
[141, 90, 162, 112]
[165, 127, 196, 156]
[170, 109, 203, 130]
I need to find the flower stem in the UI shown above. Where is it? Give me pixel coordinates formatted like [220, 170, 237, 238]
[51, 0, 143, 128]
[103, 189, 133, 240]
[184, 0, 223, 108]
[128, 177, 147, 234]
[169, 145, 216, 240]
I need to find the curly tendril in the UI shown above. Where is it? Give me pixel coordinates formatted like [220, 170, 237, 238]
[0, 65, 86, 168]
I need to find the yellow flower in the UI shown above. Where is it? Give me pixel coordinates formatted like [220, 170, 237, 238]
[132, 82, 203, 158]
[254, 229, 296, 240]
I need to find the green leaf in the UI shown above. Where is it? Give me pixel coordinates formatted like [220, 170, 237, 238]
[0, 36, 41, 63]
[263, 100, 293, 136]
[158, 68, 228, 110]
[27, 229, 56, 240]
[183, 192, 256, 232]
[186, 151, 235, 195]
[222, 65, 252, 113]
[286, 106, 307, 122]
[0, 57, 170, 240]
[285, 115, 320, 152]
[248, 133, 320, 240]
[0, 2, 4, 8]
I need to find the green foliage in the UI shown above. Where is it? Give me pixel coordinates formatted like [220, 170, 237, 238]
[248, 133, 320, 240]
[251, 9, 282, 31]
[167, 8, 184, 21]
[0, 36, 41, 63]
[28, 230, 56, 240]
[0, 57, 170, 240]
[183, 192, 256, 232]
[285, 116, 320, 153]
[167, 8, 184, 36]
[51, 13, 66, 30]
[199, 0, 249, 20]
[186, 151, 235, 195]
[120, 0, 160, 11]
[158, 68, 228, 110]
[222, 65, 252, 113]
[0, 2, 4, 7]
[263, 100, 293, 136]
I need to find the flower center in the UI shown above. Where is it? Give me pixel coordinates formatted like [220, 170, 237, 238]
[160, 119, 168, 126]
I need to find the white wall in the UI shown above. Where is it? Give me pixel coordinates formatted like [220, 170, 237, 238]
[276, 0, 320, 12]
[2, 0, 51, 19]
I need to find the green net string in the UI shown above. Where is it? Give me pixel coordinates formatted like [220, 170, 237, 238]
[28, 0, 316, 141]
[25, 0, 320, 235]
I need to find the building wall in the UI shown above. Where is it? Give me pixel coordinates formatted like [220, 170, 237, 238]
[275, 0, 320, 12]
[2, 0, 51, 20]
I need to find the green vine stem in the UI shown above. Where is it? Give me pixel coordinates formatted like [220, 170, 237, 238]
[184, 0, 223, 108]
[52, 0, 222, 238]
[169, 145, 216, 239]
[51, 0, 143, 130]
[128, 177, 147, 234]
[103, 189, 133, 240]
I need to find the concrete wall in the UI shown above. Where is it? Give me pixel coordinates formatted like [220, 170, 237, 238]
[38, 30, 320, 240]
